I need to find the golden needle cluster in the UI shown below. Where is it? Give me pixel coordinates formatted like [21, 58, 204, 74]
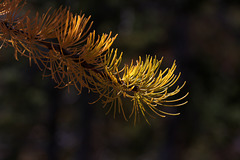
[0, 0, 188, 124]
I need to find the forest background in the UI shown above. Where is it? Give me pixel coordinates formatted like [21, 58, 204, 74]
[0, 0, 240, 160]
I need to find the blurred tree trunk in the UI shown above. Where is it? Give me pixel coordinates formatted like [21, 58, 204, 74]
[47, 87, 60, 160]
[74, 90, 94, 160]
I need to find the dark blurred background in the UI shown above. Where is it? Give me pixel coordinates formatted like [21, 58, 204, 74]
[1, 0, 240, 159]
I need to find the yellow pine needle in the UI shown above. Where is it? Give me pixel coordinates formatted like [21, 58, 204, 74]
[0, 0, 188, 124]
